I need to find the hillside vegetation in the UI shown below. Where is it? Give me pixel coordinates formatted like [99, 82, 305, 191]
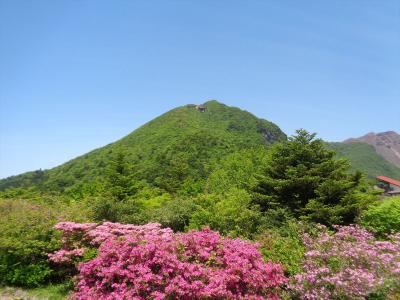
[1, 102, 399, 299]
[328, 142, 400, 180]
[2, 101, 399, 194]
[0, 101, 285, 195]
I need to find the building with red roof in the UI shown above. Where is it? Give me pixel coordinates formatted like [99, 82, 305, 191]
[376, 175, 400, 196]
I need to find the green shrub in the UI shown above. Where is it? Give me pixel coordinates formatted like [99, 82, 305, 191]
[151, 196, 196, 231]
[360, 196, 400, 237]
[0, 199, 60, 287]
[188, 189, 263, 238]
[257, 221, 305, 276]
[0, 198, 93, 287]
[0, 258, 53, 287]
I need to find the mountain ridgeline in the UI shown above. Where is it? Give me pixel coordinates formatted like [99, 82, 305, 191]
[1, 101, 399, 195]
[0, 101, 286, 194]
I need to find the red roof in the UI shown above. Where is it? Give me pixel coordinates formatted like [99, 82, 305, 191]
[376, 175, 400, 187]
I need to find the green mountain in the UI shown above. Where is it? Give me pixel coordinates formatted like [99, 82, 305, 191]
[0, 101, 286, 194]
[344, 131, 400, 168]
[328, 142, 400, 180]
[3, 100, 398, 194]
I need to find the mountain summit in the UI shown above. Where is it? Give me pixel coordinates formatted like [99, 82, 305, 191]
[0, 101, 286, 192]
[344, 131, 400, 168]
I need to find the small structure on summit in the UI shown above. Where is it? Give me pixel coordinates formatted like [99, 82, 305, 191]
[376, 175, 400, 196]
[196, 104, 206, 112]
[187, 103, 206, 112]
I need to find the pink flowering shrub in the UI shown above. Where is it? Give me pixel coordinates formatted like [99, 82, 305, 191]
[289, 224, 400, 299]
[50, 222, 287, 299]
[49, 222, 170, 264]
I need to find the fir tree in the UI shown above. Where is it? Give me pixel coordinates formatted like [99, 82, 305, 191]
[253, 129, 374, 225]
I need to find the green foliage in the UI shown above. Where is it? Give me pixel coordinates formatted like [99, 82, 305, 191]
[0, 259, 53, 288]
[92, 197, 120, 222]
[0, 170, 48, 191]
[328, 142, 400, 180]
[81, 248, 99, 263]
[257, 221, 305, 276]
[253, 129, 376, 225]
[205, 147, 270, 193]
[151, 197, 197, 232]
[103, 150, 139, 201]
[0, 187, 46, 200]
[0, 101, 286, 196]
[0, 199, 60, 287]
[92, 196, 147, 224]
[0, 198, 92, 287]
[360, 196, 400, 237]
[90, 150, 147, 223]
[189, 189, 263, 238]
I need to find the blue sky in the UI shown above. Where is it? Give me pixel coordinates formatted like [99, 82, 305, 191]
[0, 0, 399, 178]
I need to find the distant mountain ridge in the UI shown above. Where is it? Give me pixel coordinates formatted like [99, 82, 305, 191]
[327, 131, 400, 181]
[328, 142, 400, 180]
[344, 131, 400, 168]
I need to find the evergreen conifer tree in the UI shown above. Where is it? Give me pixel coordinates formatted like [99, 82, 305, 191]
[253, 129, 374, 225]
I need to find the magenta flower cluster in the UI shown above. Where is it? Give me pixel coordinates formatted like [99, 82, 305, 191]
[289, 224, 400, 299]
[49, 222, 172, 264]
[50, 222, 286, 299]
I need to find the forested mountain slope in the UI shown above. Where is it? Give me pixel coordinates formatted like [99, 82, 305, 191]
[0, 101, 286, 193]
[2, 100, 398, 194]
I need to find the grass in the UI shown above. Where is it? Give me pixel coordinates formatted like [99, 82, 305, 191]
[0, 284, 69, 300]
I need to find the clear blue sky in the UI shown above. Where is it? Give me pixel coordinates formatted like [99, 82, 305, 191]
[0, 0, 399, 178]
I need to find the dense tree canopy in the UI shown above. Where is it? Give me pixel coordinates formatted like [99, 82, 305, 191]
[253, 129, 375, 225]
[0, 101, 286, 195]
